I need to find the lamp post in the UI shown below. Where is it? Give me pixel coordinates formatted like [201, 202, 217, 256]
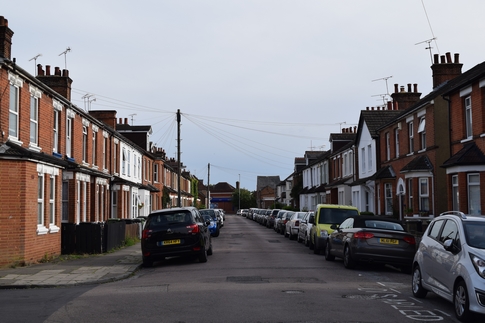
[238, 174, 241, 211]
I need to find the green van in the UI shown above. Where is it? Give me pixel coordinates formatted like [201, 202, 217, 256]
[309, 204, 360, 254]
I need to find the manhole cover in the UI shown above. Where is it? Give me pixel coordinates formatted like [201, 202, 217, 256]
[342, 294, 381, 299]
[283, 290, 304, 294]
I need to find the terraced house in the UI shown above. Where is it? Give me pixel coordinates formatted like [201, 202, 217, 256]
[0, 16, 193, 267]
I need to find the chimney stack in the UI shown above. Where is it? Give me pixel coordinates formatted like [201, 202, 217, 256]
[0, 16, 13, 60]
[431, 52, 463, 88]
[89, 110, 118, 129]
[36, 64, 73, 101]
[391, 83, 421, 110]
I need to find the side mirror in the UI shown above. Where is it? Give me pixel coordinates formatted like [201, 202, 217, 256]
[309, 216, 315, 224]
[205, 220, 211, 226]
[443, 239, 456, 252]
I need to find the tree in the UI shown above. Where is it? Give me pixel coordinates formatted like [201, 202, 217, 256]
[232, 188, 256, 209]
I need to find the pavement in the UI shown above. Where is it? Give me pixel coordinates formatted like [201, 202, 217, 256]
[0, 243, 142, 289]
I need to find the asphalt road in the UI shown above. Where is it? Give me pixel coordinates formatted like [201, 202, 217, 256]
[1, 214, 482, 323]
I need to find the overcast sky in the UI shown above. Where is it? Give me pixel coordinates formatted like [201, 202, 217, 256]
[3, 1, 485, 190]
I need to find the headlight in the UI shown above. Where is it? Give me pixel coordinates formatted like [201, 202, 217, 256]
[470, 253, 485, 279]
[319, 230, 328, 238]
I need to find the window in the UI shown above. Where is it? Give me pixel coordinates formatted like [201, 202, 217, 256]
[428, 219, 444, 240]
[407, 178, 413, 211]
[114, 141, 119, 174]
[395, 128, 400, 158]
[122, 147, 126, 175]
[419, 178, 429, 212]
[38, 174, 44, 226]
[30, 94, 39, 146]
[53, 100, 62, 154]
[8, 73, 23, 140]
[361, 147, 365, 172]
[408, 121, 414, 153]
[452, 175, 459, 211]
[386, 132, 390, 160]
[92, 128, 97, 166]
[465, 96, 472, 139]
[468, 174, 480, 215]
[49, 176, 55, 226]
[385, 183, 393, 215]
[62, 180, 69, 222]
[367, 144, 372, 171]
[127, 150, 131, 176]
[154, 163, 159, 182]
[82, 126, 88, 162]
[102, 133, 108, 170]
[439, 220, 459, 244]
[418, 117, 426, 150]
[66, 111, 74, 158]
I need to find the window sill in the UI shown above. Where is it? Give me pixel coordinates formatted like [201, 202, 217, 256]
[8, 137, 23, 146]
[460, 137, 473, 144]
[37, 225, 49, 235]
[49, 224, 60, 233]
[28, 143, 42, 153]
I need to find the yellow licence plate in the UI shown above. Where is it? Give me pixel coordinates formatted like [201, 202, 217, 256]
[162, 239, 181, 246]
[380, 238, 398, 245]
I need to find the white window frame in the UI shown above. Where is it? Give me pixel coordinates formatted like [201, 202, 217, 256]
[37, 173, 48, 235]
[82, 126, 88, 162]
[154, 163, 159, 182]
[29, 86, 41, 148]
[66, 110, 75, 158]
[92, 125, 98, 167]
[407, 178, 413, 211]
[361, 147, 365, 173]
[122, 147, 127, 175]
[385, 183, 393, 215]
[465, 96, 472, 139]
[408, 121, 414, 154]
[468, 173, 480, 215]
[8, 73, 23, 142]
[418, 117, 426, 150]
[62, 180, 69, 223]
[452, 175, 459, 211]
[53, 100, 63, 154]
[419, 178, 430, 212]
[367, 144, 372, 171]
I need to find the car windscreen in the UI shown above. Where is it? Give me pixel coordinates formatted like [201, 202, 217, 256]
[146, 211, 192, 228]
[464, 222, 485, 249]
[318, 208, 359, 224]
[199, 209, 216, 219]
[202, 214, 213, 222]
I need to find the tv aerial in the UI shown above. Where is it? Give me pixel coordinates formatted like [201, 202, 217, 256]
[58, 47, 71, 69]
[28, 53, 42, 75]
[372, 75, 392, 96]
[415, 37, 436, 64]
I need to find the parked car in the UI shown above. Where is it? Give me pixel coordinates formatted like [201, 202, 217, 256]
[241, 209, 249, 217]
[412, 211, 485, 322]
[309, 204, 360, 254]
[285, 212, 307, 240]
[236, 209, 242, 216]
[325, 216, 416, 271]
[297, 211, 314, 246]
[274, 210, 287, 233]
[141, 207, 212, 267]
[199, 209, 221, 236]
[267, 209, 280, 229]
[277, 211, 294, 235]
[201, 213, 219, 237]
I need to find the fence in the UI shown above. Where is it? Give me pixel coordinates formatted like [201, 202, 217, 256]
[61, 219, 142, 255]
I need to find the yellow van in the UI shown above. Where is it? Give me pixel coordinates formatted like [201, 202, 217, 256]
[309, 204, 359, 254]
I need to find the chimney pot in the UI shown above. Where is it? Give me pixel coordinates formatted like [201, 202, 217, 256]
[454, 53, 460, 64]
[124, 118, 128, 124]
[394, 84, 399, 93]
[55, 67, 61, 75]
[62, 69, 69, 77]
[407, 84, 412, 92]
[414, 84, 418, 92]
[446, 52, 452, 63]
[400, 86, 405, 92]
[46, 65, 51, 75]
[387, 101, 392, 110]
[440, 55, 446, 64]
[36, 64, 44, 76]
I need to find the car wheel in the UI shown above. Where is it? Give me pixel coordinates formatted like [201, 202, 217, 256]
[411, 265, 428, 298]
[343, 245, 356, 269]
[324, 240, 335, 261]
[199, 247, 208, 263]
[313, 236, 320, 254]
[142, 256, 153, 268]
[213, 228, 220, 237]
[454, 280, 472, 322]
[297, 233, 302, 243]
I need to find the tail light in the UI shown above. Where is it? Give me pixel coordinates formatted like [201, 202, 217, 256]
[187, 224, 199, 234]
[142, 229, 152, 239]
[354, 231, 374, 239]
[403, 235, 416, 245]
[295, 221, 300, 226]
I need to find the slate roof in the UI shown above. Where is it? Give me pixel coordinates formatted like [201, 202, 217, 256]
[359, 110, 402, 138]
[373, 165, 396, 179]
[0, 142, 68, 167]
[400, 155, 434, 173]
[442, 142, 485, 167]
[256, 176, 281, 191]
[211, 182, 235, 192]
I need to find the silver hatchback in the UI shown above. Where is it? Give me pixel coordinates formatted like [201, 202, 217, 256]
[412, 211, 485, 322]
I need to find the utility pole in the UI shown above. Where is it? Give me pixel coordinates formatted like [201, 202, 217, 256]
[207, 163, 210, 208]
[238, 174, 241, 210]
[177, 109, 181, 207]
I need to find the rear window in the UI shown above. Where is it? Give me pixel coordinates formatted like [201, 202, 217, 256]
[200, 209, 216, 219]
[364, 220, 404, 231]
[318, 208, 358, 224]
[146, 211, 192, 228]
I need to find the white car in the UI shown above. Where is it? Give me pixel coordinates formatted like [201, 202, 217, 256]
[412, 211, 485, 322]
[285, 212, 307, 240]
[297, 211, 314, 246]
